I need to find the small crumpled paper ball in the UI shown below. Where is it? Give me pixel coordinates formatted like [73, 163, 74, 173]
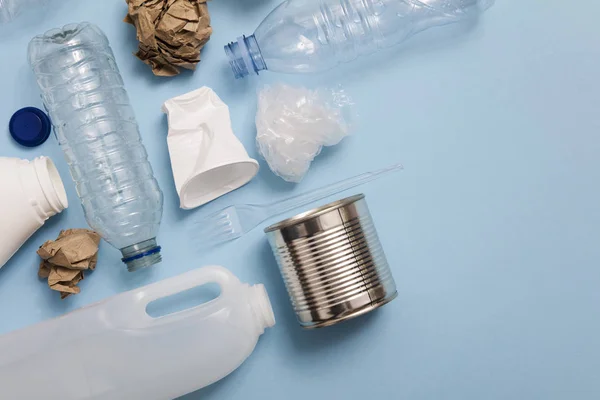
[125, 0, 213, 77]
[37, 229, 101, 299]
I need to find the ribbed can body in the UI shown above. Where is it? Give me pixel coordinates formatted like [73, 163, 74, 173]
[265, 194, 396, 328]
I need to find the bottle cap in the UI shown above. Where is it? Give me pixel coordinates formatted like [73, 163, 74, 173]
[9, 107, 52, 147]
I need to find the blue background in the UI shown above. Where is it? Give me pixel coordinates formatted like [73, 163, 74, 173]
[1, 0, 599, 398]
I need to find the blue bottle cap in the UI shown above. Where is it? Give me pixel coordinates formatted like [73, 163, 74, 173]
[9, 107, 52, 147]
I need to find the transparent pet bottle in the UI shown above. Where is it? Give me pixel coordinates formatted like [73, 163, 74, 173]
[225, 0, 494, 78]
[28, 22, 164, 272]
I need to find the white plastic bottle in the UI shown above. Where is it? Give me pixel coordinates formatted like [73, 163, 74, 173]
[0, 156, 68, 269]
[0, 266, 275, 399]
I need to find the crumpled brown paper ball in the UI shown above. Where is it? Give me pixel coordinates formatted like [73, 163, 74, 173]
[125, 0, 213, 77]
[37, 229, 101, 299]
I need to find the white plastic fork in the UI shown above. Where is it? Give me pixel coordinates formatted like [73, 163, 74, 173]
[194, 162, 403, 247]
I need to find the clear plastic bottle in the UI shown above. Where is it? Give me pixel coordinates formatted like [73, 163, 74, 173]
[28, 23, 164, 272]
[225, 0, 494, 78]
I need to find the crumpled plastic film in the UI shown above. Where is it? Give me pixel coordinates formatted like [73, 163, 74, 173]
[256, 83, 354, 183]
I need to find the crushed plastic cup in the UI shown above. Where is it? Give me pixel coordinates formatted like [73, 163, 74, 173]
[162, 87, 259, 209]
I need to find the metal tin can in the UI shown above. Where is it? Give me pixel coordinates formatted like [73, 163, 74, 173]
[264, 194, 397, 329]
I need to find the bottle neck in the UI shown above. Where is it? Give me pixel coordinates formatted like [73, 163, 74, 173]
[225, 34, 267, 79]
[249, 284, 275, 333]
[121, 238, 162, 272]
[19, 157, 68, 222]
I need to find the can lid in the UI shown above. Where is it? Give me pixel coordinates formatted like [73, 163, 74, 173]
[9, 107, 52, 148]
[264, 194, 365, 233]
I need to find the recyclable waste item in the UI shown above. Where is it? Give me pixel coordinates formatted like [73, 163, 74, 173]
[28, 22, 164, 272]
[37, 229, 101, 299]
[9, 107, 51, 147]
[265, 194, 397, 328]
[195, 162, 402, 248]
[125, 0, 213, 77]
[162, 87, 259, 209]
[0, 265, 275, 399]
[256, 83, 353, 182]
[225, 0, 495, 78]
[0, 156, 67, 269]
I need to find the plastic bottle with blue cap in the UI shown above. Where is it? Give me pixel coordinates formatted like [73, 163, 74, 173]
[28, 22, 164, 272]
[225, 0, 494, 79]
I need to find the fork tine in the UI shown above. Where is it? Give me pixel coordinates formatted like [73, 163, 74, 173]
[194, 217, 236, 242]
[191, 206, 243, 250]
[196, 210, 229, 226]
[195, 210, 230, 229]
[206, 221, 235, 238]
[195, 217, 232, 238]
[195, 228, 240, 250]
[213, 227, 240, 241]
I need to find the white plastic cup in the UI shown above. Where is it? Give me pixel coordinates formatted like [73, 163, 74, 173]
[0, 156, 68, 269]
[162, 87, 259, 210]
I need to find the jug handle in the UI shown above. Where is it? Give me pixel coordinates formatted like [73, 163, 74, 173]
[135, 265, 239, 325]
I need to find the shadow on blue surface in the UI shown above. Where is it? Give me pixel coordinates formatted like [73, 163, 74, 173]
[218, 62, 255, 99]
[0, 0, 69, 43]
[222, 0, 280, 17]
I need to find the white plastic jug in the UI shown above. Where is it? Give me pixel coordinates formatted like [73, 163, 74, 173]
[0, 156, 68, 269]
[0, 265, 275, 400]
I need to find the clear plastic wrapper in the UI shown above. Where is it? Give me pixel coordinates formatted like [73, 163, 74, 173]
[256, 83, 353, 183]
